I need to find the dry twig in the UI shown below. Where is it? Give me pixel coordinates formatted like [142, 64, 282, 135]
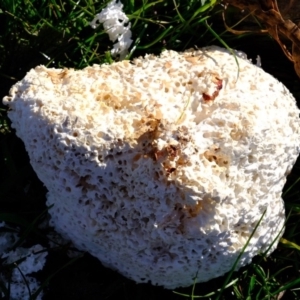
[223, 0, 300, 78]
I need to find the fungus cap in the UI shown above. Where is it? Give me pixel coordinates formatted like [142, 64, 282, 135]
[3, 46, 300, 288]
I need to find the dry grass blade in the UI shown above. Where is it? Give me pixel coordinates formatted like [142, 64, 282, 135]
[222, 5, 268, 35]
[223, 0, 300, 78]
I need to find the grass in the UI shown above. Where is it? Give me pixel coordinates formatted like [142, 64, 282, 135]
[1, 0, 300, 299]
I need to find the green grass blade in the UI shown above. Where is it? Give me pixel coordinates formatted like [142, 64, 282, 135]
[280, 237, 300, 251]
[204, 20, 240, 81]
[215, 210, 267, 300]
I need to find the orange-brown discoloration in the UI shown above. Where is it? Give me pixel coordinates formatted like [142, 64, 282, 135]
[203, 77, 223, 102]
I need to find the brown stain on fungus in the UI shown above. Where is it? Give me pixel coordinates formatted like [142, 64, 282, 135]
[164, 61, 172, 68]
[184, 201, 203, 218]
[203, 77, 223, 102]
[185, 56, 202, 64]
[46, 68, 69, 84]
[203, 146, 230, 168]
[166, 144, 180, 160]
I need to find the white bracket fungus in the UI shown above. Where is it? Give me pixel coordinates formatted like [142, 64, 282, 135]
[3, 46, 300, 289]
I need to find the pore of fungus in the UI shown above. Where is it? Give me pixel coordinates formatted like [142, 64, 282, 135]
[3, 46, 300, 289]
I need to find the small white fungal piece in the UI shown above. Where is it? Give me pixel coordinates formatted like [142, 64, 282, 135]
[0, 222, 18, 253]
[1, 244, 47, 300]
[3, 46, 300, 289]
[90, 0, 133, 59]
[256, 55, 262, 67]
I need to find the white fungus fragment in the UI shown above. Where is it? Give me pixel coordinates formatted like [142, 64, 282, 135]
[256, 55, 262, 67]
[2, 245, 47, 279]
[1, 244, 47, 300]
[90, 0, 133, 59]
[3, 46, 300, 289]
[0, 222, 18, 253]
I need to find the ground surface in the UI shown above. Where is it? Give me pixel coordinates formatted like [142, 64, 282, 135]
[1, 13, 300, 300]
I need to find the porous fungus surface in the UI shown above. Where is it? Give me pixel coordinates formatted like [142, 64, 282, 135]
[3, 46, 300, 288]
